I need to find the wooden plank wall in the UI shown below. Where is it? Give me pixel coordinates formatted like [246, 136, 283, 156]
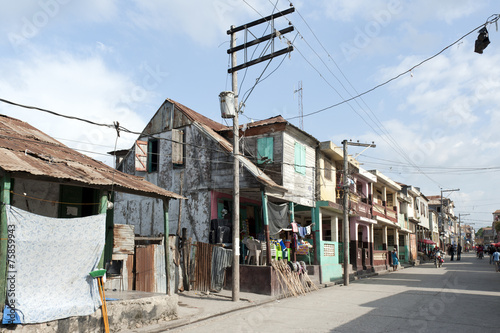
[282, 130, 316, 207]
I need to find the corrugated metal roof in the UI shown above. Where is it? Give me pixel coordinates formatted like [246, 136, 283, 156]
[217, 115, 320, 143]
[0, 114, 184, 200]
[167, 98, 228, 132]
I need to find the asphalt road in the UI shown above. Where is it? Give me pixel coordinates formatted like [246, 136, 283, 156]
[171, 252, 500, 333]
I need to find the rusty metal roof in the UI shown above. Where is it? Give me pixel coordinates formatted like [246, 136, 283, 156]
[167, 98, 228, 132]
[0, 114, 184, 200]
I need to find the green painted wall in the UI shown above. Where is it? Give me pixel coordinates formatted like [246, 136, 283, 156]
[317, 240, 343, 283]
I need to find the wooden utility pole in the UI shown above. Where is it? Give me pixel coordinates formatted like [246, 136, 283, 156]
[225, 6, 295, 302]
[230, 25, 240, 302]
[294, 81, 303, 130]
[342, 140, 375, 286]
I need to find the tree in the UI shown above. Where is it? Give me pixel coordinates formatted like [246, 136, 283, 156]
[476, 228, 484, 238]
[495, 221, 500, 234]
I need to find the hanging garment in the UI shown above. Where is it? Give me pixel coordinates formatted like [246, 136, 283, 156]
[267, 202, 289, 236]
[298, 227, 306, 238]
[211, 246, 233, 292]
[3, 205, 105, 324]
[293, 233, 299, 250]
[305, 225, 312, 235]
[291, 222, 299, 233]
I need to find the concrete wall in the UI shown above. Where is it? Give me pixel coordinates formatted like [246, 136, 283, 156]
[0, 294, 178, 333]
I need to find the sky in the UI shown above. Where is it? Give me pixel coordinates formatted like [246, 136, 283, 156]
[0, 0, 499, 230]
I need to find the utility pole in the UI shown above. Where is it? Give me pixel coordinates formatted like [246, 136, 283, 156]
[230, 25, 240, 303]
[342, 140, 375, 286]
[294, 81, 303, 130]
[223, 7, 295, 302]
[440, 188, 459, 248]
[458, 213, 469, 248]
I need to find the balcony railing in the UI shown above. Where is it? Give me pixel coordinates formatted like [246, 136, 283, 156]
[356, 201, 372, 219]
[386, 207, 398, 223]
[372, 202, 398, 223]
[373, 202, 385, 216]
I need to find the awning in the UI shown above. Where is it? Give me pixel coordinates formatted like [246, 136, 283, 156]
[418, 239, 436, 245]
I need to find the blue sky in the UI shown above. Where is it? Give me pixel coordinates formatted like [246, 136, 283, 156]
[0, 0, 498, 230]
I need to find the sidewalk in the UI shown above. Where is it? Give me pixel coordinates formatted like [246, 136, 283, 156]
[122, 289, 277, 332]
[123, 263, 413, 332]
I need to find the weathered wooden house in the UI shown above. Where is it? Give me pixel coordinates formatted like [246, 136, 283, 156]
[112, 99, 320, 294]
[0, 114, 182, 329]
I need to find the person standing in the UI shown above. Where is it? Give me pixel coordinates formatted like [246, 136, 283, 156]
[489, 245, 495, 264]
[457, 243, 462, 261]
[492, 247, 500, 272]
[448, 244, 455, 261]
[391, 247, 399, 271]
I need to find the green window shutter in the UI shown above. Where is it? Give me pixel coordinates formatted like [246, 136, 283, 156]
[295, 142, 306, 175]
[257, 137, 273, 164]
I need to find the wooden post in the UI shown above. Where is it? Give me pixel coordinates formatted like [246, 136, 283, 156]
[342, 140, 350, 286]
[312, 206, 319, 265]
[230, 24, 240, 303]
[104, 192, 114, 267]
[0, 174, 11, 309]
[97, 191, 108, 269]
[290, 202, 296, 262]
[182, 228, 189, 291]
[261, 192, 271, 265]
[163, 199, 170, 295]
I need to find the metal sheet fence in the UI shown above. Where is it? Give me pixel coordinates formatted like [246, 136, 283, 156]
[192, 242, 215, 292]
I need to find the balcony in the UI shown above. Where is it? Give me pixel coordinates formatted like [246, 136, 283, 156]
[386, 207, 398, 223]
[354, 200, 372, 219]
[372, 202, 386, 218]
[372, 202, 398, 224]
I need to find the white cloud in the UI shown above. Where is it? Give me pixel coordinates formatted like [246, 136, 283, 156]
[319, 0, 485, 24]
[127, 0, 271, 46]
[0, 50, 147, 164]
[1, 0, 119, 49]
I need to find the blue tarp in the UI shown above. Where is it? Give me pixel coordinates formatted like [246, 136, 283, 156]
[3, 205, 105, 324]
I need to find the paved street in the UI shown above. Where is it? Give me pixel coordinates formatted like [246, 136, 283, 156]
[169, 253, 500, 333]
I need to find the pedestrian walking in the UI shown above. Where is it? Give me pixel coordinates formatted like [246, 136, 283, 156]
[489, 245, 495, 264]
[457, 243, 462, 261]
[492, 248, 500, 272]
[448, 244, 455, 261]
[391, 247, 399, 271]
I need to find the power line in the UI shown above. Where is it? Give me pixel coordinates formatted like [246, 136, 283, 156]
[288, 14, 500, 119]
[0, 98, 117, 130]
[274, 2, 445, 188]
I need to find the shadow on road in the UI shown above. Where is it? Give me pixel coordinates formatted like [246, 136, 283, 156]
[354, 253, 500, 294]
[330, 253, 500, 332]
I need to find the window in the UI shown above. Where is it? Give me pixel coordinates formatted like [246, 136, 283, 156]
[324, 159, 332, 180]
[257, 137, 274, 164]
[135, 140, 148, 171]
[58, 185, 99, 218]
[172, 129, 184, 166]
[294, 142, 306, 175]
[148, 138, 159, 172]
[134, 139, 160, 172]
[356, 183, 363, 196]
[387, 193, 393, 206]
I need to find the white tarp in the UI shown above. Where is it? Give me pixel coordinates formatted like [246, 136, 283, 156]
[3, 205, 105, 324]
